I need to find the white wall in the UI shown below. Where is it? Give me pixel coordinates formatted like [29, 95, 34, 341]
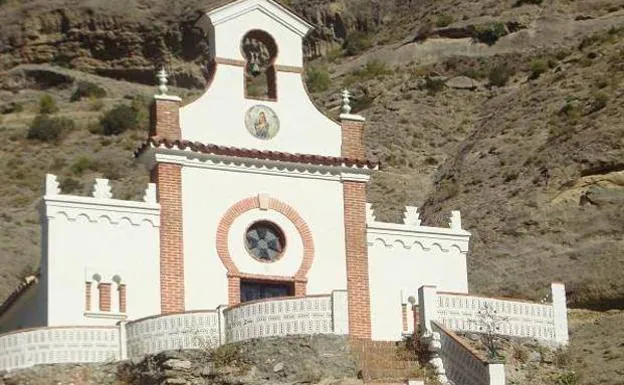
[43, 185, 161, 327]
[181, 3, 341, 156]
[182, 164, 348, 310]
[367, 219, 470, 341]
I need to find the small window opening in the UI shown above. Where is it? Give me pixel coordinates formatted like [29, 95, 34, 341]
[242, 30, 278, 100]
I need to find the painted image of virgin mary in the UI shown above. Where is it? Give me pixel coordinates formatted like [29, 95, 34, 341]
[254, 111, 270, 139]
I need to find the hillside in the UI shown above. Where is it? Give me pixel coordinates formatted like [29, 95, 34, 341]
[0, 0, 623, 383]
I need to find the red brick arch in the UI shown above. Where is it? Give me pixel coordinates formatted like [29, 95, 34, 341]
[216, 196, 315, 305]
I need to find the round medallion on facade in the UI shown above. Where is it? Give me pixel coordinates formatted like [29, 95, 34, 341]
[245, 105, 280, 140]
[245, 220, 286, 262]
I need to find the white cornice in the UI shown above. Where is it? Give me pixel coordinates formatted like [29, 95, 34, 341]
[208, 0, 312, 37]
[367, 222, 471, 253]
[140, 147, 375, 182]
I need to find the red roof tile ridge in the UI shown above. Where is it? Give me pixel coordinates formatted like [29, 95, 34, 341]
[135, 137, 380, 169]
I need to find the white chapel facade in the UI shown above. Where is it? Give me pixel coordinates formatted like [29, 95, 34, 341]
[0, 4, 566, 374]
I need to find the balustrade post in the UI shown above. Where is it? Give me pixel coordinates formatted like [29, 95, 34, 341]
[217, 304, 227, 346]
[331, 290, 349, 334]
[551, 282, 569, 345]
[418, 286, 438, 334]
[118, 321, 128, 360]
[487, 363, 506, 385]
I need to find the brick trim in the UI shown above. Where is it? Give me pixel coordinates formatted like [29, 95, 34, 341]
[151, 98, 181, 139]
[152, 163, 185, 314]
[85, 282, 92, 311]
[118, 284, 127, 313]
[216, 196, 314, 305]
[98, 283, 111, 312]
[341, 119, 366, 159]
[343, 181, 372, 339]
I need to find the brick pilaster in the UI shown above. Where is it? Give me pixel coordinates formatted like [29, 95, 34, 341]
[151, 96, 182, 139]
[402, 303, 408, 333]
[152, 163, 185, 313]
[85, 282, 92, 311]
[341, 117, 366, 159]
[343, 181, 372, 339]
[98, 283, 111, 312]
[228, 276, 241, 306]
[118, 284, 127, 313]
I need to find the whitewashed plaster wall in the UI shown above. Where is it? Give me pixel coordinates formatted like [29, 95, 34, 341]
[367, 207, 470, 341]
[181, 162, 348, 310]
[181, 2, 342, 156]
[42, 176, 161, 327]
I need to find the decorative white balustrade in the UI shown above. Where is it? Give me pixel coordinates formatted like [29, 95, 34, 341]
[224, 295, 334, 343]
[126, 311, 221, 359]
[0, 292, 350, 371]
[436, 293, 555, 341]
[0, 326, 119, 371]
[431, 322, 503, 385]
[419, 283, 568, 345]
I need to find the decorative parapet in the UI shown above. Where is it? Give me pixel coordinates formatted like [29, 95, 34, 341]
[418, 284, 569, 346]
[0, 326, 119, 372]
[125, 311, 220, 359]
[224, 295, 334, 343]
[42, 174, 160, 227]
[366, 206, 470, 253]
[430, 322, 504, 385]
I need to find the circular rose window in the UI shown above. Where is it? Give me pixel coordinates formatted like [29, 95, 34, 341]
[245, 221, 286, 262]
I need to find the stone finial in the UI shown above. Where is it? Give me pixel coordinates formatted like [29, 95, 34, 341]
[449, 210, 462, 230]
[341, 89, 352, 114]
[157, 67, 169, 95]
[366, 203, 376, 223]
[403, 206, 421, 226]
[45, 174, 60, 196]
[143, 183, 157, 204]
[92, 178, 112, 199]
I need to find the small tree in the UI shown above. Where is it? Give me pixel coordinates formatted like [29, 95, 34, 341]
[344, 31, 373, 56]
[70, 81, 107, 102]
[99, 104, 138, 135]
[305, 66, 331, 93]
[476, 302, 508, 361]
[27, 114, 75, 142]
[39, 94, 59, 114]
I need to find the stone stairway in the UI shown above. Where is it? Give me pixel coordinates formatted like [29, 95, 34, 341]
[348, 337, 422, 383]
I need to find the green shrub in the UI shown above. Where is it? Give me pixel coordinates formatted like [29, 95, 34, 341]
[343, 31, 373, 56]
[130, 95, 151, 131]
[473, 22, 507, 45]
[305, 66, 331, 93]
[60, 177, 82, 194]
[556, 372, 578, 385]
[590, 91, 608, 112]
[70, 156, 97, 175]
[351, 94, 374, 113]
[514, 0, 543, 6]
[39, 94, 59, 114]
[1, 102, 24, 114]
[488, 64, 513, 87]
[27, 114, 75, 142]
[420, 76, 446, 95]
[529, 59, 548, 79]
[89, 97, 105, 111]
[436, 14, 454, 28]
[71, 81, 107, 102]
[343, 59, 392, 86]
[99, 104, 138, 135]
